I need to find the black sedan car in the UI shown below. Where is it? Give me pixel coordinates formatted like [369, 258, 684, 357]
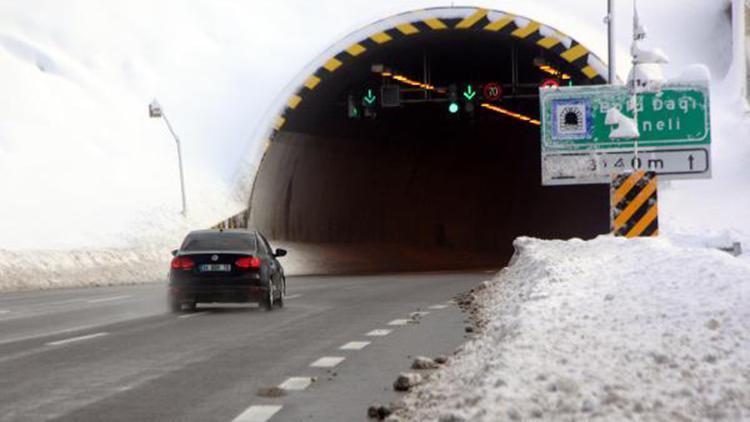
[168, 229, 286, 312]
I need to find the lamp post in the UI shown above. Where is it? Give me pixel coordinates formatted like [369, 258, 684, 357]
[149, 99, 187, 216]
[606, 0, 616, 85]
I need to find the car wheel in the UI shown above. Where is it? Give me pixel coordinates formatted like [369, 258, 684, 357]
[276, 284, 284, 308]
[262, 283, 274, 311]
[169, 298, 182, 313]
[186, 301, 197, 312]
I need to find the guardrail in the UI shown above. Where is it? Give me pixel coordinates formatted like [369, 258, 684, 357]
[213, 209, 250, 230]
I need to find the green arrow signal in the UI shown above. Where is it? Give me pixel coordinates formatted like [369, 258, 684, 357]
[463, 85, 476, 101]
[363, 89, 377, 106]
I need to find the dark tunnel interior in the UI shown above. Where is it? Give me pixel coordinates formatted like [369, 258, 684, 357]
[249, 29, 610, 273]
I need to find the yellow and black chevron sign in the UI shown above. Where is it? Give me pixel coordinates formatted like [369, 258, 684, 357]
[611, 171, 658, 237]
[265, 8, 608, 143]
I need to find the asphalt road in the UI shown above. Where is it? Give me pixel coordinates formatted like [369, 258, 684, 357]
[0, 271, 491, 422]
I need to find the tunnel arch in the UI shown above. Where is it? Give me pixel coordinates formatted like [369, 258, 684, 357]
[228, 7, 614, 273]
[264, 7, 609, 145]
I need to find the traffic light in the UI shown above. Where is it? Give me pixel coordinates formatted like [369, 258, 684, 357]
[362, 88, 377, 107]
[461, 83, 477, 115]
[448, 84, 459, 114]
[347, 94, 360, 119]
[362, 88, 377, 118]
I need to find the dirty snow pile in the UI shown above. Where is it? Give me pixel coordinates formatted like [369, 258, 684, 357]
[398, 236, 750, 421]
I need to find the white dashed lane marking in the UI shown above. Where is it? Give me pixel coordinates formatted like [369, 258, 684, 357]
[44, 299, 84, 306]
[339, 341, 370, 350]
[284, 294, 302, 300]
[278, 377, 313, 391]
[366, 329, 392, 336]
[388, 319, 410, 326]
[178, 311, 210, 319]
[309, 356, 345, 368]
[231, 405, 283, 422]
[0, 310, 10, 314]
[428, 304, 449, 310]
[410, 311, 430, 317]
[45, 332, 109, 346]
[86, 295, 131, 304]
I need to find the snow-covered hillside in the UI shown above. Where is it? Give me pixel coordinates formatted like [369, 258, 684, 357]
[0, 1, 746, 290]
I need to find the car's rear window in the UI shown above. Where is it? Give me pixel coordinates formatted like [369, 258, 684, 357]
[181, 232, 257, 252]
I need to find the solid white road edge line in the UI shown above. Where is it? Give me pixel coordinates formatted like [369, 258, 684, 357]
[86, 295, 131, 304]
[231, 405, 283, 422]
[366, 329, 392, 336]
[178, 311, 210, 319]
[309, 356, 346, 368]
[278, 377, 313, 391]
[388, 319, 410, 326]
[45, 332, 109, 346]
[340, 341, 370, 350]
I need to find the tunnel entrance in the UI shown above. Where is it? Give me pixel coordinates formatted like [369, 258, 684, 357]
[247, 9, 611, 273]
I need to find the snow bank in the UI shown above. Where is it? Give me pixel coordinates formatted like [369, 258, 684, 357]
[660, 69, 750, 251]
[0, 248, 168, 292]
[0, 192, 242, 291]
[398, 236, 750, 421]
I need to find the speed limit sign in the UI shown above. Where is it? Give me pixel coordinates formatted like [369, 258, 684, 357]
[483, 83, 503, 101]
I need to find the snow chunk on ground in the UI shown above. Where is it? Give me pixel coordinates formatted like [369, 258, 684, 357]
[398, 236, 750, 421]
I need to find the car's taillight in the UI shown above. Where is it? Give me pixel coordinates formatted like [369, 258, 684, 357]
[235, 256, 261, 269]
[170, 256, 195, 270]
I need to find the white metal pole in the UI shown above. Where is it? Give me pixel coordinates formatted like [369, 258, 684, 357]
[631, 0, 641, 163]
[161, 114, 188, 216]
[608, 0, 616, 84]
[631, 0, 639, 165]
[732, 0, 747, 100]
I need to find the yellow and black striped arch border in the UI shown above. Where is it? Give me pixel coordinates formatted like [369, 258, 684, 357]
[611, 171, 659, 238]
[268, 8, 608, 142]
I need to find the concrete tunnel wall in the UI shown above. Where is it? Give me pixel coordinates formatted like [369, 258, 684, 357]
[249, 123, 610, 272]
[239, 7, 613, 273]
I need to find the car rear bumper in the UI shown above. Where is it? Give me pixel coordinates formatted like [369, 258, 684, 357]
[170, 285, 268, 304]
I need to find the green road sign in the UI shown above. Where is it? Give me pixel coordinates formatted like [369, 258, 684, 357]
[462, 85, 477, 101]
[540, 83, 710, 151]
[539, 82, 712, 185]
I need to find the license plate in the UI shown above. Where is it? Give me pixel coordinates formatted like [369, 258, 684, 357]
[200, 264, 231, 272]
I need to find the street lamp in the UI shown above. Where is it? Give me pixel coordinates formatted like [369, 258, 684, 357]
[149, 99, 187, 216]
